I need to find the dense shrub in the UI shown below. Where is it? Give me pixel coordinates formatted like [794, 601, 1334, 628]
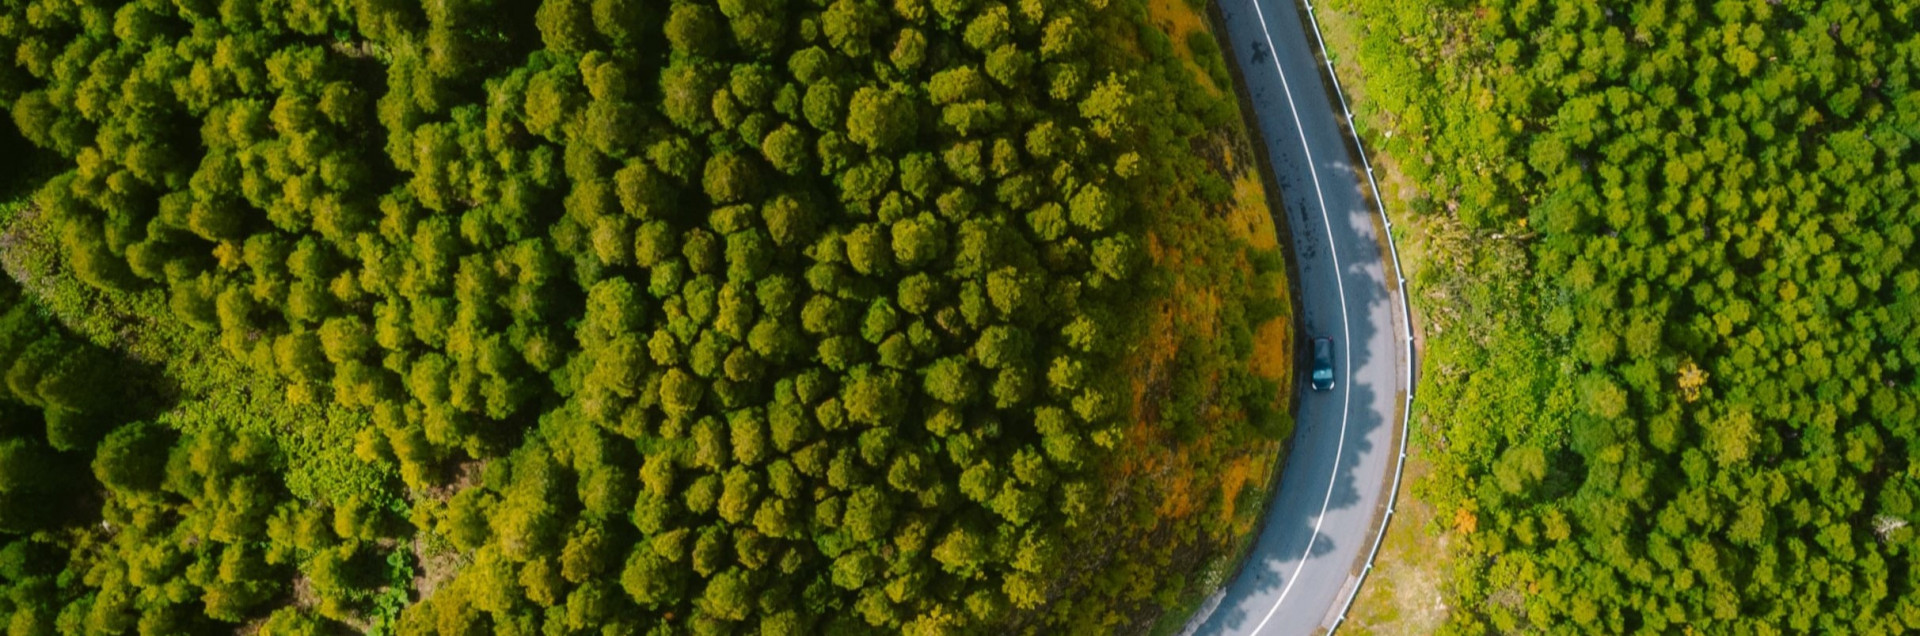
[1342, 0, 1920, 631]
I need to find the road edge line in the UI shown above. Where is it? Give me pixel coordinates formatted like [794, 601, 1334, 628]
[1284, 0, 1422, 633]
[1240, 0, 1358, 633]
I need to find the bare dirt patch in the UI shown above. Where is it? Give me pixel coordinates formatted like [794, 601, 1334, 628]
[413, 459, 486, 502]
[1341, 455, 1451, 635]
[411, 537, 467, 602]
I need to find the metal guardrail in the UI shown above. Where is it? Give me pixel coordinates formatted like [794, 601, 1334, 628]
[1288, 0, 1422, 632]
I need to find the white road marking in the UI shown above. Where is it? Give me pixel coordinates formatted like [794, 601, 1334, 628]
[1241, 0, 1358, 633]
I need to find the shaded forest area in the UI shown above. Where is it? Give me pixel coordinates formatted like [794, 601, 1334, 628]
[1333, 0, 1920, 632]
[0, 0, 1289, 633]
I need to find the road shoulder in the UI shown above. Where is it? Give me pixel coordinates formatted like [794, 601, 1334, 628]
[1294, 0, 1450, 633]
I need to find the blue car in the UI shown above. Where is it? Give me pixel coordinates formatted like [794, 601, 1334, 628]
[1311, 337, 1335, 391]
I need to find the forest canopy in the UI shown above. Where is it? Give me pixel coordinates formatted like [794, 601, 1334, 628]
[1338, 0, 1920, 632]
[0, 0, 1288, 633]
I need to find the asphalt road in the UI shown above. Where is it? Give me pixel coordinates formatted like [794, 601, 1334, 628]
[1181, 0, 1413, 634]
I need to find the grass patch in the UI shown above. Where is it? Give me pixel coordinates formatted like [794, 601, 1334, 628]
[1340, 453, 1451, 635]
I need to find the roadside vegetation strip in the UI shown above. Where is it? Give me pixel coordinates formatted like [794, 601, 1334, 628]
[1142, 0, 1306, 631]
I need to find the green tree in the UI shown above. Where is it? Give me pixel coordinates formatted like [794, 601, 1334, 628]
[761, 123, 812, 176]
[536, 0, 598, 55]
[666, 3, 725, 58]
[703, 152, 762, 204]
[846, 86, 914, 152]
[92, 423, 172, 498]
[820, 0, 884, 58]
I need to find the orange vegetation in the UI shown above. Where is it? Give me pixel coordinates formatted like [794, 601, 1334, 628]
[1217, 453, 1261, 529]
[1228, 174, 1278, 250]
[1147, 0, 1224, 95]
[1231, 171, 1293, 391]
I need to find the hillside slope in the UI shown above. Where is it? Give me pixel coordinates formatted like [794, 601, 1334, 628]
[0, 0, 1291, 632]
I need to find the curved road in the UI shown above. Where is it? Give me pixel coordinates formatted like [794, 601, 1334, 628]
[1183, 0, 1413, 634]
